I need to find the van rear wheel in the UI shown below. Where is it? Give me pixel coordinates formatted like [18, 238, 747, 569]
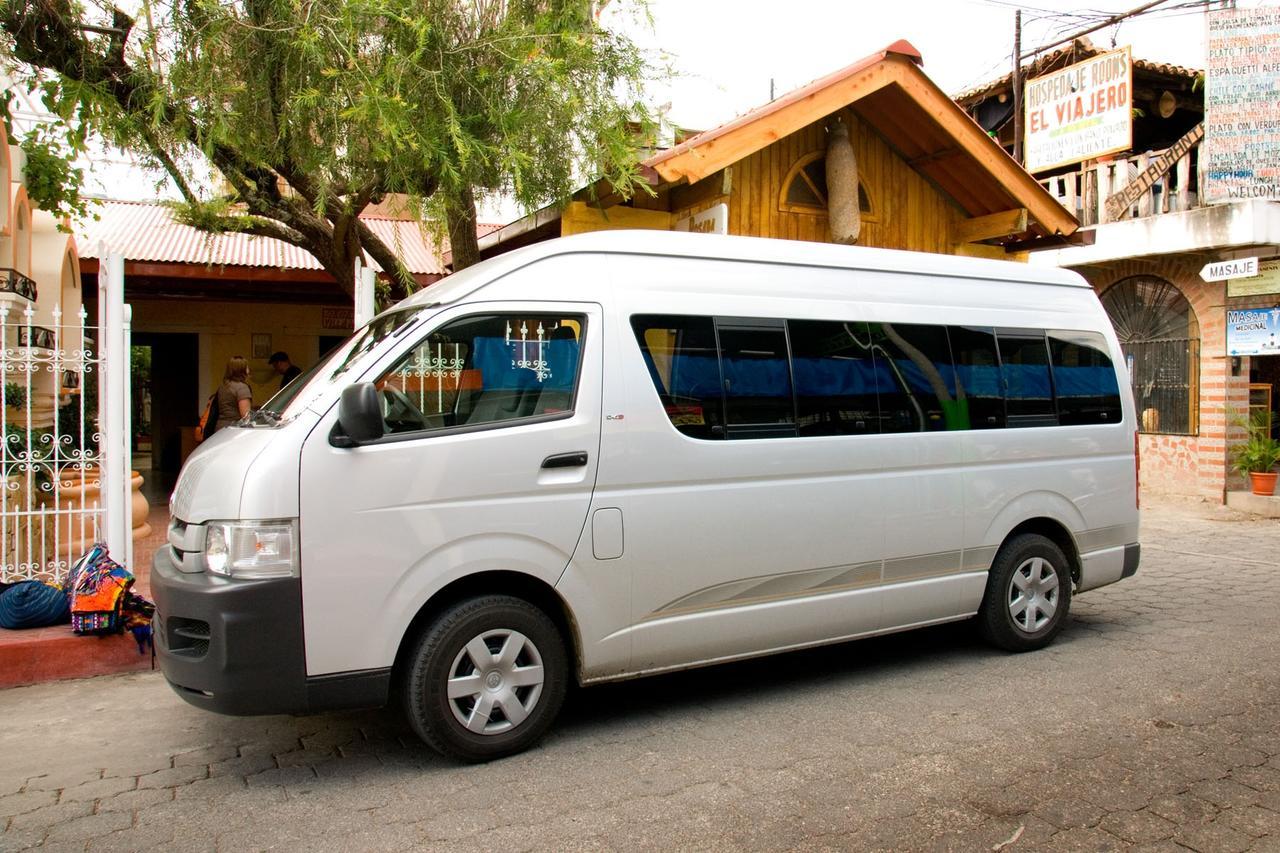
[402, 595, 567, 762]
[978, 533, 1072, 652]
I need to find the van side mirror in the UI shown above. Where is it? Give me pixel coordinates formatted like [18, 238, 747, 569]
[333, 383, 384, 447]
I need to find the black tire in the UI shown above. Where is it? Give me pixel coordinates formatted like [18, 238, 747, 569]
[978, 533, 1073, 653]
[402, 595, 568, 762]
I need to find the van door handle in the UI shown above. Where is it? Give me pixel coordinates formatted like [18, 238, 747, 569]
[541, 451, 589, 469]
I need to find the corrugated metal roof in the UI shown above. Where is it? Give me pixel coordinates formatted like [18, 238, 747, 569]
[77, 200, 448, 275]
[953, 37, 1202, 104]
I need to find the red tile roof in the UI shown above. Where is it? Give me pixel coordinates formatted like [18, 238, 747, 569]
[77, 200, 448, 275]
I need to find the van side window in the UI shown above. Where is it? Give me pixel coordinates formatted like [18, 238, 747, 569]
[376, 313, 584, 435]
[717, 320, 796, 438]
[948, 326, 1006, 429]
[1048, 330, 1123, 425]
[631, 315, 725, 439]
[997, 330, 1057, 427]
[787, 320, 878, 436]
[871, 323, 958, 432]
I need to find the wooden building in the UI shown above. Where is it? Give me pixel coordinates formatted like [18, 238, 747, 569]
[480, 40, 1079, 261]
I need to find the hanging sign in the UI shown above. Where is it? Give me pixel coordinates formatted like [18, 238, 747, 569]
[1204, 4, 1280, 203]
[1024, 47, 1133, 174]
[1201, 256, 1259, 282]
[1228, 306, 1280, 356]
[1228, 259, 1280, 297]
[674, 202, 728, 235]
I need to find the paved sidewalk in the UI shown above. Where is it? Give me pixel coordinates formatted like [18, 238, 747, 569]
[1, 497, 1278, 852]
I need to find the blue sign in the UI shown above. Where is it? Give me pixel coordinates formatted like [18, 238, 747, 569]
[1227, 307, 1280, 356]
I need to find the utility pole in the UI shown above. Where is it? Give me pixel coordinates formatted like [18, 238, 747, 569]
[1012, 10, 1024, 165]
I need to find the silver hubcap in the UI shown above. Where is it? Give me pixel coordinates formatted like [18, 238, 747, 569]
[1008, 557, 1059, 634]
[447, 629, 544, 735]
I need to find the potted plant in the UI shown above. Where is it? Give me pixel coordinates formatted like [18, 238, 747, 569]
[1230, 411, 1280, 496]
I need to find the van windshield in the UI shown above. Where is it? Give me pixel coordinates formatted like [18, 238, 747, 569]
[259, 308, 427, 421]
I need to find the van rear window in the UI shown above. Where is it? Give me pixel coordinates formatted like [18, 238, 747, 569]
[631, 314, 1124, 440]
[1048, 330, 1123, 425]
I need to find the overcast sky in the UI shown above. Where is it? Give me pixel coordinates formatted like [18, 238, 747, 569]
[475, 0, 1216, 221]
[607, 0, 1211, 132]
[53, 0, 1218, 219]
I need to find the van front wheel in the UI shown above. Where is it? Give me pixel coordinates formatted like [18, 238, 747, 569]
[978, 533, 1072, 652]
[402, 595, 567, 762]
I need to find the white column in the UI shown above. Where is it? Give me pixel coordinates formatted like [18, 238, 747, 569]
[99, 252, 129, 561]
[122, 303, 133, 572]
[354, 259, 376, 328]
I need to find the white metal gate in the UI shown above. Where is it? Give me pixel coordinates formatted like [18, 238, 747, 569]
[0, 252, 130, 585]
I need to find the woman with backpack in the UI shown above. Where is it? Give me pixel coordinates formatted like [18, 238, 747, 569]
[197, 355, 253, 442]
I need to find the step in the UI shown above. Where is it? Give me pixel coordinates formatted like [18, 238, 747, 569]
[0, 625, 153, 689]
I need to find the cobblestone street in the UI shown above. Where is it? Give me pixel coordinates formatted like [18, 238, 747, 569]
[1, 497, 1278, 852]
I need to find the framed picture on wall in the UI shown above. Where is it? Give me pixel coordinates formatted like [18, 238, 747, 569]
[251, 333, 272, 360]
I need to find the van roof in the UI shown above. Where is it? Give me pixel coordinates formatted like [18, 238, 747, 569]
[394, 230, 1088, 313]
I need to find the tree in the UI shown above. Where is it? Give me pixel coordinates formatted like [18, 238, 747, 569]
[0, 0, 654, 298]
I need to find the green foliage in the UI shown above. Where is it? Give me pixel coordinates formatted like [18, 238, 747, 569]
[0, 0, 659, 286]
[1230, 410, 1280, 475]
[3, 382, 25, 410]
[19, 127, 95, 228]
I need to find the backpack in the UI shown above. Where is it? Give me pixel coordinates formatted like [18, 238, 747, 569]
[195, 391, 218, 442]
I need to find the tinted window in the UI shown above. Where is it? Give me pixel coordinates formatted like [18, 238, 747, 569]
[948, 326, 1006, 429]
[1049, 330, 1123, 425]
[871, 323, 959, 432]
[717, 321, 796, 438]
[785, 320, 878, 436]
[377, 314, 582, 434]
[632, 315, 724, 439]
[997, 331, 1057, 426]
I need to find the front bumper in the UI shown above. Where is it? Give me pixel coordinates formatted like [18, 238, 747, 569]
[151, 546, 388, 715]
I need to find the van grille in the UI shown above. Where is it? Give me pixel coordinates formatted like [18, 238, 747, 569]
[165, 616, 211, 658]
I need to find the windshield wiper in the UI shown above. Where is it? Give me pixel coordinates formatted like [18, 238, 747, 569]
[249, 409, 282, 426]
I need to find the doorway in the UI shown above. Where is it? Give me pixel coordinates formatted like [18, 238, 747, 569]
[1251, 356, 1280, 438]
[132, 332, 199, 501]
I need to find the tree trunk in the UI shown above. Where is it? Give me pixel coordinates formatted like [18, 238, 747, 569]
[447, 185, 481, 272]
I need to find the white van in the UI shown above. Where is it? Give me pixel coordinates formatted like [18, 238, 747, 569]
[154, 231, 1139, 761]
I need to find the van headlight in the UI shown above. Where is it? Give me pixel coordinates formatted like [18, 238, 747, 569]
[204, 520, 298, 579]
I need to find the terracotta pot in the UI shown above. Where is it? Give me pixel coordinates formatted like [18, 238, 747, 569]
[1249, 471, 1278, 497]
[53, 466, 152, 559]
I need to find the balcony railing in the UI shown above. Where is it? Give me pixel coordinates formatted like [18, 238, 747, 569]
[1038, 133, 1203, 228]
[0, 268, 37, 303]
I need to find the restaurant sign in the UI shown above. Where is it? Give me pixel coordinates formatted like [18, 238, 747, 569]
[1024, 47, 1133, 174]
[1203, 4, 1280, 202]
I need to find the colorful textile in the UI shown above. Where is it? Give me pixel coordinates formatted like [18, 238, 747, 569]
[66, 544, 156, 654]
[69, 545, 133, 635]
[0, 580, 71, 629]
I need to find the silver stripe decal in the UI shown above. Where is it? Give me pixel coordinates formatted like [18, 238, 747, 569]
[882, 550, 964, 583]
[1077, 523, 1138, 553]
[654, 560, 882, 617]
[962, 545, 999, 572]
[644, 524, 1132, 620]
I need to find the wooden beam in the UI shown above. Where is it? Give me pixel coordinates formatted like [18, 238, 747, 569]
[1003, 228, 1096, 253]
[560, 201, 672, 236]
[952, 208, 1029, 244]
[649, 61, 900, 184]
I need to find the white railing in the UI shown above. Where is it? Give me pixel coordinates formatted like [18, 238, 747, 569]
[0, 303, 103, 584]
[1038, 137, 1203, 227]
[0, 251, 130, 585]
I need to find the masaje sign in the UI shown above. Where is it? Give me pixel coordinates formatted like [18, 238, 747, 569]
[1024, 47, 1133, 174]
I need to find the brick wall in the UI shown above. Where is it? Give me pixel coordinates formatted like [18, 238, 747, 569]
[1078, 256, 1247, 501]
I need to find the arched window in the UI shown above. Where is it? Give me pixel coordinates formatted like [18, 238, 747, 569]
[1100, 275, 1199, 434]
[779, 152, 874, 219]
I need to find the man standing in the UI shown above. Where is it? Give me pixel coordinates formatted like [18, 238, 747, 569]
[268, 351, 303, 390]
